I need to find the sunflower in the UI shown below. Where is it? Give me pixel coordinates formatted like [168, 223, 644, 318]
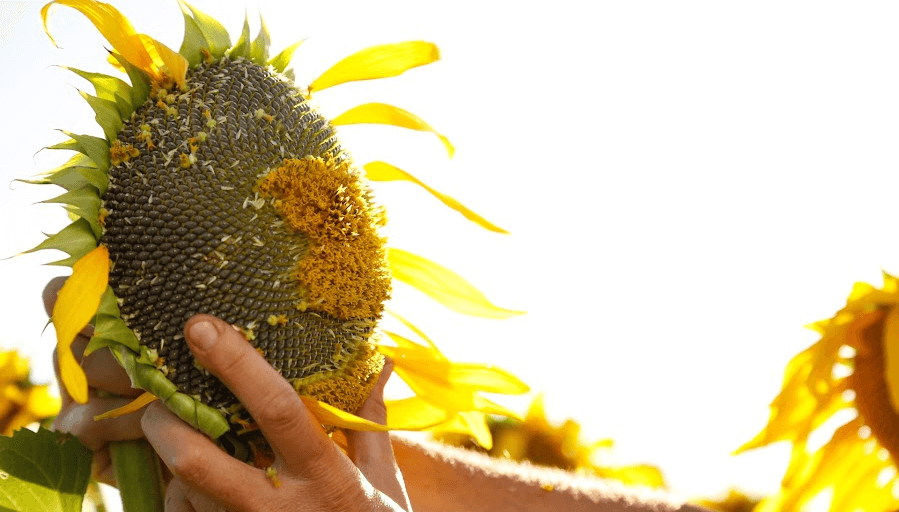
[434, 394, 667, 489]
[693, 489, 761, 512]
[737, 273, 899, 511]
[24, 0, 528, 455]
[0, 349, 60, 435]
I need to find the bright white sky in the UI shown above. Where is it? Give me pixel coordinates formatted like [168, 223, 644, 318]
[3, 0, 899, 506]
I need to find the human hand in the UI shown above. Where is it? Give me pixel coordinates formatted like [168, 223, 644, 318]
[44, 277, 410, 511]
[142, 314, 411, 511]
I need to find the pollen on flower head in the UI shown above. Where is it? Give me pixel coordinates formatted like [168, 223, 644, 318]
[258, 157, 390, 320]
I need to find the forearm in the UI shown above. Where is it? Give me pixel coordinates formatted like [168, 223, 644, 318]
[391, 434, 708, 512]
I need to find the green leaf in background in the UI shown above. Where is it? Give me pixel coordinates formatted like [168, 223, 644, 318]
[0, 428, 92, 512]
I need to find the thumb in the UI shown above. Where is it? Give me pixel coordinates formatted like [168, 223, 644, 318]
[346, 358, 411, 510]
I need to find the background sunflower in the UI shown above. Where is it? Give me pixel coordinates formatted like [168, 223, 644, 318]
[4, 0, 899, 507]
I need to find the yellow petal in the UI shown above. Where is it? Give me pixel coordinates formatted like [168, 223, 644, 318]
[735, 341, 848, 454]
[525, 392, 550, 426]
[94, 391, 157, 420]
[137, 34, 188, 88]
[382, 330, 436, 354]
[884, 306, 899, 413]
[595, 465, 666, 489]
[385, 309, 437, 349]
[52, 245, 109, 404]
[388, 248, 524, 319]
[430, 411, 493, 450]
[309, 41, 439, 94]
[382, 346, 523, 418]
[365, 162, 508, 234]
[333, 103, 454, 157]
[379, 344, 528, 395]
[299, 396, 388, 431]
[385, 396, 452, 430]
[42, 0, 186, 88]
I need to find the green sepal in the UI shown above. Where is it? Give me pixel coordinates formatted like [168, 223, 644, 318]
[249, 14, 270, 65]
[79, 91, 124, 142]
[60, 131, 110, 173]
[60, 66, 133, 110]
[46, 139, 81, 153]
[26, 164, 110, 196]
[93, 315, 140, 353]
[109, 52, 150, 110]
[114, 345, 177, 401]
[269, 40, 304, 74]
[97, 286, 122, 317]
[41, 187, 102, 238]
[16, 154, 95, 191]
[84, 336, 119, 357]
[178, 5, 207, 67]
[73, 165, 108, 195]
[178, 0, 232, 60]
[88, 288, 140, 354]
[228, 13, 251, 59]
[113, 346, 230, 438]
[20, 218, 97, 266]
[114, 92, 135, 121]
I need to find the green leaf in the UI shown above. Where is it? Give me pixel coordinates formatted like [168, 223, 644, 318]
[179, 0, 231, 59]
[59, 67, 132, 109]
[228, 13, 251, 59]
[41, 188, 102, 238]
[0, 427, 92, 512]
[19, 218, 97, 267]
[268, 40, 304, 74]
[249, 14, 270, 64]
[78, 91, 123, 142]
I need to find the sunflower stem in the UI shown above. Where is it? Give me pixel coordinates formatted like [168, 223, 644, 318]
[110, 439, 166, 512]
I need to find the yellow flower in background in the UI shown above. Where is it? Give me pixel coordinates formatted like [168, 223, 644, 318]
[435, 394, 667, 488]
[0, 350, 60, 435]
[693, 489, 762, 512]
[25, 0, 527, 456]
[738, 273, 899, 511]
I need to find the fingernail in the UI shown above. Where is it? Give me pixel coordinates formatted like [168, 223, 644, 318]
[188, 321, 218, 350]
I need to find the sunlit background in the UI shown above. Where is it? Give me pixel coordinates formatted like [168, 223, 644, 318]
[3, 0, 899, 506]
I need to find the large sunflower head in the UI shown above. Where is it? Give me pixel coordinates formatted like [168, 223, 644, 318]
[27, 0, 528, 456]
[738, 273, 899, 511]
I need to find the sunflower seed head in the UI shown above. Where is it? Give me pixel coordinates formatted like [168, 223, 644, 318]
[102, 57, 387, 424]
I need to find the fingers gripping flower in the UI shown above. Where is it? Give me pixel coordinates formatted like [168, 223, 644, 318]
[27, 0, 528, 457]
